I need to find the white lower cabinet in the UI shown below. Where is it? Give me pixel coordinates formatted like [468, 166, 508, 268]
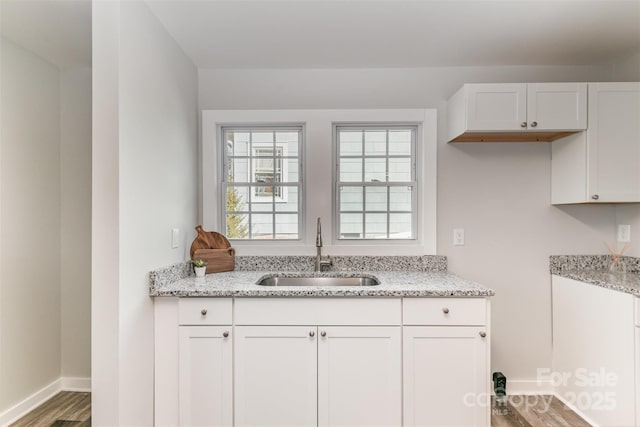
[403, 327, 489, 427]
[234, 326, 318, 427]
[234, 325, 402, 427]
[317, 326, 402, 427]
[179, 326, 233, 427]
[157, 297, 490, 427]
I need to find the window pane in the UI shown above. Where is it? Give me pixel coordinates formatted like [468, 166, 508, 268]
[340, 213, 363, 239]
[389, 131, 411, 155]
[364, 158, 386, 182]
[252, 132, 273, 144]
[365, 187, 387, 211]
[226, 213, 249, 239]
[275, 186, 297, 212]
[389, 186, 412, 212]
[365, 213, 387, 239]
[251, 214, 273, 239]
[390, 213, 412, 238]
[229, 158, 249, 182]
[340, 131, 362, 156]
[226, 131, 249, 156]
[388, 158, 412, 182]
[340, 186, 363, 211]
[364, 131, 386, 155]
[286, 159, 299, 182]
[275, 214, 298, 239]
[276, 131, 299, 156]
[226, 186, 249, 212]
[340, 158, 362, 182]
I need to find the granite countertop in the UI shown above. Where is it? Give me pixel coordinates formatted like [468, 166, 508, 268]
[550, 255, 640, 297]
[149, 256, 494, 298]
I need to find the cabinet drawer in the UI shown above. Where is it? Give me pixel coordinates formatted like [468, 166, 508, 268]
[234, 298, 401, 325]
[178, 298, 232, 325]
[403, 298, 487, 326]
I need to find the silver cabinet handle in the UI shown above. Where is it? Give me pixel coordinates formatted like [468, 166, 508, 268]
[520, 122, 527, 128]
[592, 194, 599, 200]
[309, 331, 315, 337]
[530, 121, 538, 128]
[320, 331, 327, 337]
[442, 308, 450, 314]
[201, 309, 207, 316]
[479, 331, 487, 338]
[223, 331, 229, 338]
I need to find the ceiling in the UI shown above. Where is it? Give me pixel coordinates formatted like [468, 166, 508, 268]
[1, 0, 92, 68]
[0, 0, 637, 70]
[146, 0, 640, 69]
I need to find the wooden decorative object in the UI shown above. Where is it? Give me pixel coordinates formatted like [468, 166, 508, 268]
[194, 248, 236, 274]
[190, 225, 235, 273]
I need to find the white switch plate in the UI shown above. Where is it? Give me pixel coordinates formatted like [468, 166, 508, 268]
[617, 224, 631, 243]
[453, 228, 465, 246]
[171, 228, 179, 248]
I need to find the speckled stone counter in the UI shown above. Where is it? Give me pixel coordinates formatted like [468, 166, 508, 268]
[150, 255, 494, 298]
[550, 255, 640, 297]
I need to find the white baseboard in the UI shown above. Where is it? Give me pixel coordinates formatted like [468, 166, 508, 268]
[501, 379, 554, 395]
[0, 378, 62, 426]
[553, 392, 601, 427]
[61, 377, 91, 392]
[0, 376, 91, 426]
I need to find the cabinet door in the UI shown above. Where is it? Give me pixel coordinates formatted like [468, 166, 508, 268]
[466, 84, 527, 131]
[527, 83, 587, 131]
[317, 326, 401, 427]
[234, 326, 317, 427]
[587, 83, 640, 202]
[403, 326, 489, 427]
[179, 326, 232, 427]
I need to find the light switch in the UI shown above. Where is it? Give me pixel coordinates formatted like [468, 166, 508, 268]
[453, 228, 465, 246]
[172, 228, 179, 249]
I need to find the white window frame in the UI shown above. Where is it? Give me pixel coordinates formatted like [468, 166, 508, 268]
[334, 124, 418, 241]
[202, 109, 436, 256]
[219, 125, 303, 241]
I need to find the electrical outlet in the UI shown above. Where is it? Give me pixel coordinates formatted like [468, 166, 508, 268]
[453, 228, 465, 246]
[172, 228, 180, 249]
[617, 224, 631, 243]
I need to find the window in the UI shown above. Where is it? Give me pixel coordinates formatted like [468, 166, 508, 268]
[222, 127, 302, 240]
[335, 125, 417, 240]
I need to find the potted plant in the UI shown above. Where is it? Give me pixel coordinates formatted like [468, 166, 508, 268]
[190, 258, 208, 277]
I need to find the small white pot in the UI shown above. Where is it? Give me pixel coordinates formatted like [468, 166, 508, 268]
[194, 266, 206, 277]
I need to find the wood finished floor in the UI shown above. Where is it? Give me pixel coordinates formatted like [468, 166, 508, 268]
[10, 392, 91, 427]
[9, 392, 589, 427]
[492, 395, 592, 427]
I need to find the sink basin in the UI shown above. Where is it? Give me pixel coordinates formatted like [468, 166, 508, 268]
[257, 276, 380, 287]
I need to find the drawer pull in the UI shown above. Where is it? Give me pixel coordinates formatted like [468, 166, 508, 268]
[442, 308, 450, 314]
[479, 331, 486, 338]
[309, 331, 315, 337]
[320, 331, 327, 337]
[223, 331, 229, 338]
[201, 309, 208, 316]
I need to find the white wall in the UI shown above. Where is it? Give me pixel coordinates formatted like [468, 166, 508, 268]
[609, 50, 640, 257]
[60, 67, 92, 380]
[92, 1, 198, 425]
[198, 64, 616, 388]
[0, 38, 62, 412]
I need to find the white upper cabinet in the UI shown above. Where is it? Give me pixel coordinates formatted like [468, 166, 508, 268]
[447, 83, 587, 142]
[552, 83, 640, 204]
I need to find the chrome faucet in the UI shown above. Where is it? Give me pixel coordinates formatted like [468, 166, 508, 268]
[315, 217, 333, 272]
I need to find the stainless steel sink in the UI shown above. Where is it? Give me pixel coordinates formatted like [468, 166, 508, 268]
[257, 276, 380, 287]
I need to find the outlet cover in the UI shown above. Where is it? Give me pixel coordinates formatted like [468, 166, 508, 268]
[453, 228, 465, 246]
[617, 224, 631, 243]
